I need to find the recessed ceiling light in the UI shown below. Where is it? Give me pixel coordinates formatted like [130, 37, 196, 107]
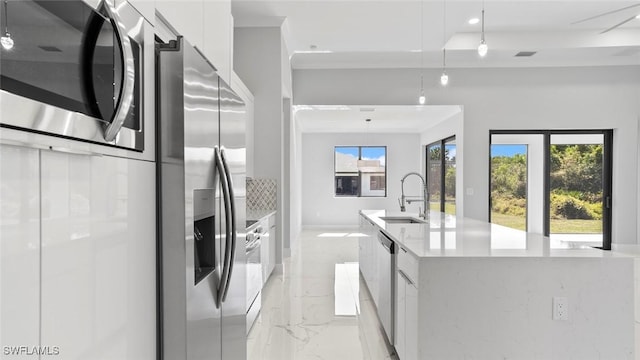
[468, 18, 480, 25]
[636, 14, 640, 19]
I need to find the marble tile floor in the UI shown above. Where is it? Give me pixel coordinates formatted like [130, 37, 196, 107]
[247, 229, 398, 360]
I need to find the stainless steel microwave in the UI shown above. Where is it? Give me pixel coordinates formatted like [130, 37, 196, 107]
[0, 0, 149, 151]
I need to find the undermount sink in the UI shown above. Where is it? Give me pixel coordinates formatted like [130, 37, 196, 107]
[379, 216, 426, 224]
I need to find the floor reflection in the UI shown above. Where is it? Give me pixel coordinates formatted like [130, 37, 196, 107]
[247, 229, 398, 360]
[334, 263, 360, 316]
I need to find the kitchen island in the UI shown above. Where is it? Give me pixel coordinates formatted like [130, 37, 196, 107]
[359, 209, 638, 360]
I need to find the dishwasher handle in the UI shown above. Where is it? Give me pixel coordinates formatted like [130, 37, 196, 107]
[377, 231, 395, 254]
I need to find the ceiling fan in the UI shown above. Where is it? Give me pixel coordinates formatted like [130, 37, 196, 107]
[572, 3, 640, 33]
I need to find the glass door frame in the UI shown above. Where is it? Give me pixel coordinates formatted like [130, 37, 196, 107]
[489, 129, 613, 250]
[425, 135, 456, 214]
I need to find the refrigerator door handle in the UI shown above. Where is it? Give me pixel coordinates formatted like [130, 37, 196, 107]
[220, 147, 236, 302]
[216, 146, 233, 305]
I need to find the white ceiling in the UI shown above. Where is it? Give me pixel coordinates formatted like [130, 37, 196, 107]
[234, 1, 639, 133]
[232, 0, 640, 69]
[294, 105, 462, 133]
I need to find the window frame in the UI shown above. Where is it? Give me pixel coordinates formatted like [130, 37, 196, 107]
[334, 146, 387, 198]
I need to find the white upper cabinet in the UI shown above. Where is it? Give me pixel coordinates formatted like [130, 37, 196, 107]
[156, 0, 233, 84]
[156, 1, 205, 50]
[120, 0, 156, 24]
[203, 0, 232, 84]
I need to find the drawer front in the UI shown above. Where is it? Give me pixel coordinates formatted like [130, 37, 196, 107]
[397, 246, 419, 285]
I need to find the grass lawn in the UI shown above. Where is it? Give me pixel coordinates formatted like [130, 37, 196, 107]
[491, 212, 526, 231]
[550, 219, 602, 234]
[430, 201, 456, 215]
[491, 212, 602, 234]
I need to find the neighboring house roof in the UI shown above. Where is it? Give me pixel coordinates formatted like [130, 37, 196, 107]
[335, 152, 384, 173]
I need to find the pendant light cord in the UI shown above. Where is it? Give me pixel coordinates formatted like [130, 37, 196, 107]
[3, 0, 8, 35]
[481, 0, 485, 42]
[442, 0, 447, 69]
[420, 0, 424, 90]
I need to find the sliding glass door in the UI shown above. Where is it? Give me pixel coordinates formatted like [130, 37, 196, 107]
[489, 130, 612, 249]
[427, 142, 442, 212]
[490, 142, 528, 231]
[426, 136, 456, 215]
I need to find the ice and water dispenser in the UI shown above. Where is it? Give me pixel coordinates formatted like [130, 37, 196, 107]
[193, 189, 216, 285]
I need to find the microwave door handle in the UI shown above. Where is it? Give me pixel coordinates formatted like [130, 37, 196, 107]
[99, 0, 135, 142]
[220, 148, 236, 302]
[216, 147, 233, 305]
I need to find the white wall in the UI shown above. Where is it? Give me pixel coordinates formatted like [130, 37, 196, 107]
[301, 133, 421, 227]
[291, 113, 303, 251]
[294, 66, 640, 244]
[235, 26, 289, 263]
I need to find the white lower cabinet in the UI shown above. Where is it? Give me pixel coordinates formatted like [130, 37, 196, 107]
[268, 213, 276, 279]
[0, 145, 40, 359]
[261, 213, 277, 284]
[358, 214, 376, 298]
[40, 150, 156, 360]
[395, 247, 418, 360]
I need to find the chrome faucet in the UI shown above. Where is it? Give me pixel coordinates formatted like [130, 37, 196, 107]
[400, 172, 428, 219]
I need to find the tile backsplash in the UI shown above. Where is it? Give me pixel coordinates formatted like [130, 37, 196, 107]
[247, 178, 277, 211]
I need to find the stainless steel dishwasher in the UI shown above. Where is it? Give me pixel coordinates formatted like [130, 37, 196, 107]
[377, 230, 395, 345]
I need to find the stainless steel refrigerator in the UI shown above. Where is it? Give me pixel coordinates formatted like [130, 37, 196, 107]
[156, 37, 247, 360]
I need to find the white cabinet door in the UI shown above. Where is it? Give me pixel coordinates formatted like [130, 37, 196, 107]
[395, 271, 407, 360]
[203, 0, 232, 84]
[118, 0, 155, 24]
[156, 0, 204, 50]
[260, 214, 276, 284]
[358, 216, 368, 279]
[396, 248, 419, 360]
[40, 151, 156, 360]
[261, 224, 270, 284]
[359, 214, 380, 299]
[0, 145, 40, 359]
[406, 281, 419, 360]
[268, 213, 276, 277]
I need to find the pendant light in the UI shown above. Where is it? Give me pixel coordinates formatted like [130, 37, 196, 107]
[440, 50, 449, 86]
[417, 0, 426, 104]
[1, 0, 13, 50]
[478, 0, 488, 57]
[440, 0, 449, 86]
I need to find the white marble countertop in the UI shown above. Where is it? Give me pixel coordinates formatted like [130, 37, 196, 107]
[360, 209, 633, 259]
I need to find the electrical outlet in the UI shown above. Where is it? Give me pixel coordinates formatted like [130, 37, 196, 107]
[553, 297, 568, 321]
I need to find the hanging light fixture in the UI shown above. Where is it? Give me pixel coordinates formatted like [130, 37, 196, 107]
[440, 0, 449, 86]
[440, 51, 449, 86]
[478, 0, 488, 57]
[1, 0, 13, 50]
[418, 0, 426, 104]
[357, 118, 382, 172]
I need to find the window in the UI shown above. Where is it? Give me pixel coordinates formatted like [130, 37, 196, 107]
[335, 146, 386, 197]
